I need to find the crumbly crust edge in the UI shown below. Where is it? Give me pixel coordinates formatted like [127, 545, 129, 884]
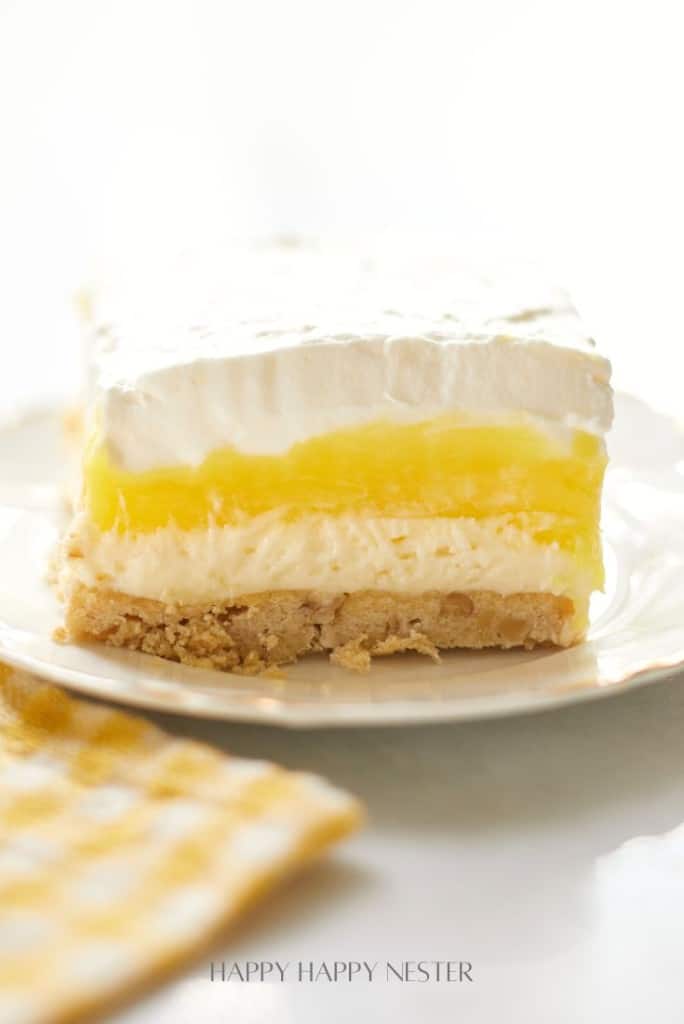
[59, 583, 580, 674]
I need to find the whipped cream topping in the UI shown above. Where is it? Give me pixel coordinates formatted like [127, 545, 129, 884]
[87, 242, 613, 470]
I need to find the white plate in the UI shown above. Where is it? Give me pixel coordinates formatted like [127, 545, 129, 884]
[0, 394, 683, 727]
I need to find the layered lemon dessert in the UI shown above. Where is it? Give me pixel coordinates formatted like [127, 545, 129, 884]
[57, 249, 613, 672]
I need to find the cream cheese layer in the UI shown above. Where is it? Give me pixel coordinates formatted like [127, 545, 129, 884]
[62, 512, 593, 609]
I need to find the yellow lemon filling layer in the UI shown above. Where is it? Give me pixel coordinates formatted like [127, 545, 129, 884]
[83, 416, 606, 586]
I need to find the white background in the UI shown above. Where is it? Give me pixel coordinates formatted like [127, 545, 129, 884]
[2, 2, 684, 1022]
[1, 0, 683, 412]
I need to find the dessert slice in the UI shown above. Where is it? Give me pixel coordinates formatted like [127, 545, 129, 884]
[56, 257, 613, 672]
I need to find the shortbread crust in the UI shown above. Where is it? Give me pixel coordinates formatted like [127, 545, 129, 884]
[62, 584, 577, 674]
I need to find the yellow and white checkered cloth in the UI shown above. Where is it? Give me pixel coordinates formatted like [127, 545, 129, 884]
[0, 664, 363, 1024]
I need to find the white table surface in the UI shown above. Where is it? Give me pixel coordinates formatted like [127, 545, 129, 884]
[103, 668, 684, 1024]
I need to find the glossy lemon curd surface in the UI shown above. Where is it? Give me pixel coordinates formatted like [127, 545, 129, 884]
[83, 416, 607, 585]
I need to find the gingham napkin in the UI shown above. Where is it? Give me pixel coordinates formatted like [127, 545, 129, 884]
[0, 664, 362, 1024]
